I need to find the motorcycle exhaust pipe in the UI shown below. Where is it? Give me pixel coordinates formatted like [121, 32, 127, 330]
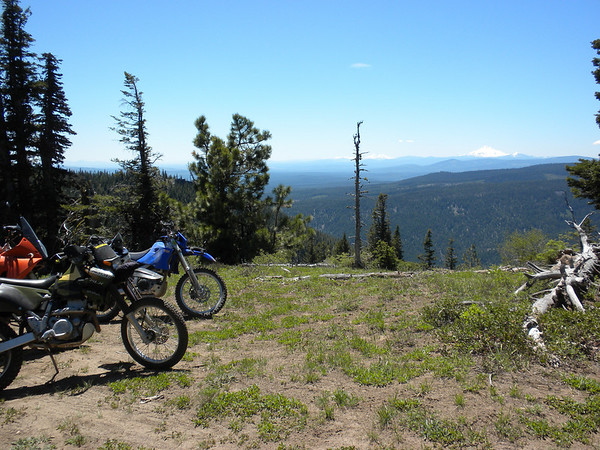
[0, 332, 36, 353]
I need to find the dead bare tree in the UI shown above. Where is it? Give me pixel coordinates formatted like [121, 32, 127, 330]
[351, 121, 367, 268]
[518, 213, 600, 353]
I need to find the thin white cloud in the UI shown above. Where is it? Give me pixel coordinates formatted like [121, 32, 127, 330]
[351, 63, 371, 69]
[398, 139, 414, 143]
[594, 139, 600, 145]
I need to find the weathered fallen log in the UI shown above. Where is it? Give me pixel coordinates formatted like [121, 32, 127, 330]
[520, 213, 600, 354]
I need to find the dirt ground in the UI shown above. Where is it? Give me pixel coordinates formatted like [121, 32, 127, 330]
[1, 297, 600, 449]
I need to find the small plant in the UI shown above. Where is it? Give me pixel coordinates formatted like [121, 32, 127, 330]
[455, 393, 465, 407]
[332, 387, 359, 408]
[509, 384, 522, 399]
[418, 380, 431, 396]
[11, 436, 56, 450]
[3, 406, 26, 423]
[57, 419, 86, 447]
[172, 395, 191, 410]
[377, 403, 395, 429]
[98, 439, 133, 450]
[494, 412, 522, 442]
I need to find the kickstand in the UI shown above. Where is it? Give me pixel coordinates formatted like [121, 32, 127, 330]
[45, 348, 60, 384]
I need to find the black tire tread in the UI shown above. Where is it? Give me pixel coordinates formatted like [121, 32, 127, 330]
[120, 297, 188, 370]
[175, 268, 227, 319]
[0, 321, 23, 391]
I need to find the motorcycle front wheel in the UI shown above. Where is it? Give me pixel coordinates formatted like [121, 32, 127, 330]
[0, 322, 23, 391]
[121, 297, 188, 370]
[175, 268, 227, 319]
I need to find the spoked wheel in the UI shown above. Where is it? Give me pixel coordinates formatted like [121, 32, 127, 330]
[0, 322, 23, 391]
[95, 297, 120, 324]
[175, 268, 227, 319]
[121, 297, 188, 370]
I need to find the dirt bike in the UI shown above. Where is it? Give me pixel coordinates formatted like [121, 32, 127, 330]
[97, 226, 227, 322]
[0, 241, 189, 391]
[0, 216, 48, 279]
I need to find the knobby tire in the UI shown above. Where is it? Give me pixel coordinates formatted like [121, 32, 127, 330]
[175, 267, 227, 319]
[0, 321, 23, 391]
[121, 297, 188, 370]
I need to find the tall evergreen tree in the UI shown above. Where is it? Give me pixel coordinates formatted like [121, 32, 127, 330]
[333, 232, 351, 255]
[444, 238, 457, 270]
[567, 40, 600, 207]
[462, 243, 481, 268]
[367, 193, 391, 251]
[391, 225, 403, 260]
[266, 184, 292, 249]
[0, 0, 38, 220]
[112, 71, 161, 248]
[36, 52, 74, 250]
[190, 114, 271, 263]
[419, 229, 435, 269]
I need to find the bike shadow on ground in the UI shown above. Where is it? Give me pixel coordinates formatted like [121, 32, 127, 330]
[0, 362, 189, 401]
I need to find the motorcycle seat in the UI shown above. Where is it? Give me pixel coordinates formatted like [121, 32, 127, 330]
[129, 248, 151, 261]
[0, 275, 58, 289]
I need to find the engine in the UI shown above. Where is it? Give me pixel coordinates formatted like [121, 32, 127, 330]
[28, 300, 96, 347]
[132, 273, 167, 297]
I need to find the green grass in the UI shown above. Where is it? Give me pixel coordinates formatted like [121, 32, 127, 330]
[15, 265, 600, 448]
[108, 372, 192, 399]
[194, 384, 308, 441]
[203, 266, 600, 446]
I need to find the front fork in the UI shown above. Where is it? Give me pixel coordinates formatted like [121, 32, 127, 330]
[175, 244, 203, 293]
[111, 283, 154, 345]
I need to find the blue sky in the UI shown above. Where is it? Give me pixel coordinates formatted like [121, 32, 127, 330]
[25, 0, 600, 164]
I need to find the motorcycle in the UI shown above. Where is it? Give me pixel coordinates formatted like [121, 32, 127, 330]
[0, 216, 48, 279]
[97, 226, 227, 322]
[0, 240, 189, 391]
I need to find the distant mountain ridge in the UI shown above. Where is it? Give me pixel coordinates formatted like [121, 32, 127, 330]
[267, 155, 589, 188]
[287, 163, 597, 266]
[64, 154, 591, 189]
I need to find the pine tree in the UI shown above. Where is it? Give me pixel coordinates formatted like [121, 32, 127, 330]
[367, 193, 391, 251]
[566, 40, 600, 206]
[111, 72, 161, 248]
[333, 232, 351, 255]
[36, 52, 74, 250]
[266, 184, 292, 249]
[444, 238, 457, 270]
[391, 225, 403, 260]
[0, 0, 38, 220]
[419, 229, 435, 269]
[462, 244, 481, 268]
[190, 114, 271, 263]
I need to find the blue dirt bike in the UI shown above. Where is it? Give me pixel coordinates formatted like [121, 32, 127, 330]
[97, 227, 227, 322]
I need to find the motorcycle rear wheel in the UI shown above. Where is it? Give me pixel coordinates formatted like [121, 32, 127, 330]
[121, 297, 188, 370]
[0, 322, 23, 391]
[94, 289, 121, 324]
[175, 268, 227, 319]
[95, 300, 120, 324]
